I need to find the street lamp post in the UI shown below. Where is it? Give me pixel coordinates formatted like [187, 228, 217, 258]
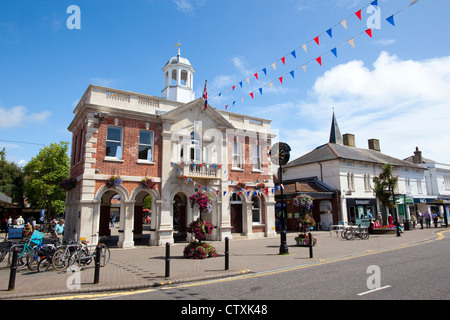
[392, 187, 401, 237]
[270, 142, 291, 255]
[279, 165, 288, 255]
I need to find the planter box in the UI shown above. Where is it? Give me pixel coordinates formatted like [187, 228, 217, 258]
[372, 228, 397, 235]
[295, 236, 317, 247]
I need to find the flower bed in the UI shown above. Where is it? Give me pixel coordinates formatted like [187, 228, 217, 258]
[183, 242, 218, 259]
[372, 227, 397, 234]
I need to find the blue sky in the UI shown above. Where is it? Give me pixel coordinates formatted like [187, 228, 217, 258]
[1, 0, 449, 166]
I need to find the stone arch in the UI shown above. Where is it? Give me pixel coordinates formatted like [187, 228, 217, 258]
[130, 186, 161, 245]
[94, 184, 131, 248]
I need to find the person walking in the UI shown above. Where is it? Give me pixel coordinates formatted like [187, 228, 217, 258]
[432, 211, 438, 228]
[417, 211, 423, 229]
[424, 211, 431, 228]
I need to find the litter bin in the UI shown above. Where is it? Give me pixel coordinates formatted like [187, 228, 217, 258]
[403, 219, 411, 231]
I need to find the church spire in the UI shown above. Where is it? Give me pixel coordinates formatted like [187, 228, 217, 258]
[329, 110, 343, 144]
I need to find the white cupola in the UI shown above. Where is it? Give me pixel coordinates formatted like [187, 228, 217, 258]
[161, 47, 195, 103]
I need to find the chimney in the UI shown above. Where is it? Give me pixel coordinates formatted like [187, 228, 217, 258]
[368, 139, 380, 152]
[413, 146, 423, 164]
[343, 133, 355, 147]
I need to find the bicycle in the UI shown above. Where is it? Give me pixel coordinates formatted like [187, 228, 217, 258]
[37, 245, 57, 272]
[75, 240, 110, 269]
[345, 225, 369, 240]
[0, 239, 23, 264]
[7, 230, 48, 270]
[340, 226, 354, 239]
[27, 240, 60, 271]
[52, 239, 110, 271]
[51, 240, 81, 271]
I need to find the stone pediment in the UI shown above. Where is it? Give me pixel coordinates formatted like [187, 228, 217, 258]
[160, 98, 234, 130]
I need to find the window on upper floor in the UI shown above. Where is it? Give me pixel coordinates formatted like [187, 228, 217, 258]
[444, 176, 450, 190]
[180, 131, 202, 163]
[232, 137, 242, 169]
[347, 172, 355, 191]
[139, 130, 154, 162]
[252, 144, 261, 171]
[364, 174, 371, 191]
[417, 179, 423, 194]
[106, 126, 123, 159]
[405, 178, 411, 194]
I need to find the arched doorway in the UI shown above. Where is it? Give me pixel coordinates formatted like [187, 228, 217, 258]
[230, 192, 243, 234]
[99, 190, 122, 247]
[173, 193, 188, 242]
[133, 190, 153, 246]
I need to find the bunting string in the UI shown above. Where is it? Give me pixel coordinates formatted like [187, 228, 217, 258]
[208, 0, 422, 111]
[210, 0, 382, 101]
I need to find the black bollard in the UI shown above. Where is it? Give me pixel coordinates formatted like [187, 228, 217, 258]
[94, 244, 101, 284]
[165, 242, 170, 278]
[279, 230, 289, 255]
[225, 237, 229, 270]
[309, 232, 313, 259]
[8, 247, 19, 291]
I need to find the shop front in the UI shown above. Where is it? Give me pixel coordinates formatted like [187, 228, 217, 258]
[346, 198, 377, 227]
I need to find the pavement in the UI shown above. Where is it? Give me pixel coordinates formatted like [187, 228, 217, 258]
[0, 226, 447, 299]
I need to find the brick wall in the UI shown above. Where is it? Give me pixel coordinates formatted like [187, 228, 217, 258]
[94, 117, 162, 178]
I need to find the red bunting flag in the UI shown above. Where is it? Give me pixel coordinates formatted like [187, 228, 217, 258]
[254, 73, 258, 80]
[314, 36, 319, 45]
[250, 92, 254, 99]
[232, 85, 235, 91]
[279, 76, 283, 84]
[316, 57, 322, 66]
[355, 10, 362, 20]
[365, 28, 373, 37]
[281, 57, 286, 65]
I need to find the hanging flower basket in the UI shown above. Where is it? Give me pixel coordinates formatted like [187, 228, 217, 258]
[60, 178, 77, 191]
[183, 218, 218, 259]
[299, 214, 316, 233]
[140, 177, 156, 189]
[255, 182, 266, 190]
[186, 218, 215, 241]
[234, 182, 247, 191]
[188, 191, 212, 214]
[293, 194, 314, 209]
[106, 175, 122, 188]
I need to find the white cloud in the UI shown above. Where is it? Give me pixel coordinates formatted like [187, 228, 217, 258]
[0, 105, 51, 129]
[172, 0, 207, 14]
[286, 51, 450, 163]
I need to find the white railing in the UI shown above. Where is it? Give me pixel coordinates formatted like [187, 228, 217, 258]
[178, 162, 222, 179]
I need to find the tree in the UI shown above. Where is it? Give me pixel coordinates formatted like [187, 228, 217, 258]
[372, 163, 398, 225]
[23, 142, 70, 217]
[0, 148, 25, 207]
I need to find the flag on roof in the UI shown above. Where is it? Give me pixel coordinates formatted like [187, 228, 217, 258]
[202, 80, 208, 110]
